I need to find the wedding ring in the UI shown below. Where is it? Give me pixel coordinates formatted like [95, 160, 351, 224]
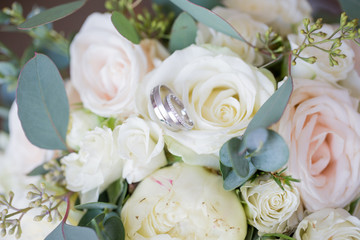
[150, 85, 194, 131]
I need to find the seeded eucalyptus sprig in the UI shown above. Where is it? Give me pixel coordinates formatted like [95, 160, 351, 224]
[105, 0, 174, 40]
[256, 27, 285, 60]
[292, 12, 360, 66]
[0, 183, 67, 239]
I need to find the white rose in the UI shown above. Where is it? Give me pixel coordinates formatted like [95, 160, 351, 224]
[240, 175, 302, 234]
[222, 0, 311, 35]
[121, 163, 247, 240]
[70, 13, 148, 118]
[196, 6, 269, 66]
[294, 208, 360, 239]
[137, 45, 275, 168]
[62, 126, 123, 203]
[66, 108, 101, 151]
[113, 117, 167, 184]
[289, 24, 355, 83]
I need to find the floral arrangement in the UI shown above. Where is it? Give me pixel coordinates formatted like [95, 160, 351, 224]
[1, 0, 360, 239]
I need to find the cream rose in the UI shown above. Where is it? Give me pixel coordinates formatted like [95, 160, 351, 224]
[138, 45, 275, 168]
[222, 0, 311, 35]
[66, 109, 101, 151]
[294, 208, 360, 239]
[70, 12, 148, 118]
[276, 78, 360, 211]
[113, 117, 167, 184]
[240, 175, 302, 234]
[121, 163, 247, 240]
[62, 126, 123, 203]
[196, 6, 269, 66]
[289, 24, 355, 83]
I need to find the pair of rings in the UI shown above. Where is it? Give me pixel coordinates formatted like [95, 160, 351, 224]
[150, 85, 194, 131]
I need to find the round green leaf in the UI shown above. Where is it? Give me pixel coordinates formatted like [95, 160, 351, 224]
[219, 137, 249, 177]
[169, 12, 197, 53]
[111, 11, 140, 44]
[249, 130, 289, 172]
[244, 128, 269, 152]
[45, 223, 97, 240]
[103, 216, 125, 240]
[17, 53, 69, 150]
[220, 162, 256, 191]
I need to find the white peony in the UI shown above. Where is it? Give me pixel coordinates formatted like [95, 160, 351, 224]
[289, 24, 355, 83]
[294, 208, 360, 239]
[222, 0, 312, 35]
[114, 117, 167, 184]
[70, 12, 148, 118]
[121, 163, 247, 240]
[137, 45, 275, 168]
[240, 175, 302, 234]
[62, 126, 123, 203]
[196, 6, 269, 66]
[66, 109, 101, 151]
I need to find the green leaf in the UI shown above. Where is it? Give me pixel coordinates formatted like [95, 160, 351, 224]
[78, 209, 103, 226]
[18, 0, 86, 29]
[27, 163, 49, 176]
[220, 162, 257, 190]
[261, 233, 296, 240]
[107, 179, 125, 204]
[169, 12, 197, 53]
[45, 223, 97, 240]
[75, 202, 118, 210]
[245, 225, 259, 240]
[168, 0, 244, 42]
[245, 77, 293, 135]
[348, 197, 360, 215]
[339, 0, 360, 19]
[103, 216, 125, 240]
[111, 11, 140, 44]
[246, 129, 289, 172]
[154, 0, 221, 14]
[17, 53, 69, 150]
[219, 137, 249, 177]
[0, 62, 18, 83]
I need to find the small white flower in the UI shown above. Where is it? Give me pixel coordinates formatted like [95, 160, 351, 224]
[114, 117, 167, 184]
[240, 175, 302, 234]
[66, 109, 101, 151]
[294, 208, 360, 239]
[62, 126, 123, 203]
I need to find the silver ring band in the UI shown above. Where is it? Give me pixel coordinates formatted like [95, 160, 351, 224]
[150, 85, 194, 131]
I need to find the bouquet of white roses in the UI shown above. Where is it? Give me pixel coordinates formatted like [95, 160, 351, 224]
[1, 0, 360, 239]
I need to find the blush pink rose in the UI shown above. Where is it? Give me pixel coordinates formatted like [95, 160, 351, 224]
[276, 78, 360, 211]
[70, 13, 148, 118]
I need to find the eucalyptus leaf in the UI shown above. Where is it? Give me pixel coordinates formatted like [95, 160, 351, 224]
[348, 197, 360, 215]
[17, 53, 69, 150]
[339, 0, 360, 19]
[45, 223, 97, 240]
[154, 0, 221, 14]
[220, 162, 256, 190]
[220, 137, 249, 177]
[169, 12, 197, 53]
[75, 202, 118, 210]
[248, 130, 289, 172]
[78, 209, 103, 226]
[18, 0, 86, 29]
[243, 128, 268, 151]
[168, 0, 245, 42]
[107, 179, 124, 204]
[111, 11, 140, 44]
[103, 216, 125, 240]
[245, 77, 293, 135]
[27, 163, 49, 176]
